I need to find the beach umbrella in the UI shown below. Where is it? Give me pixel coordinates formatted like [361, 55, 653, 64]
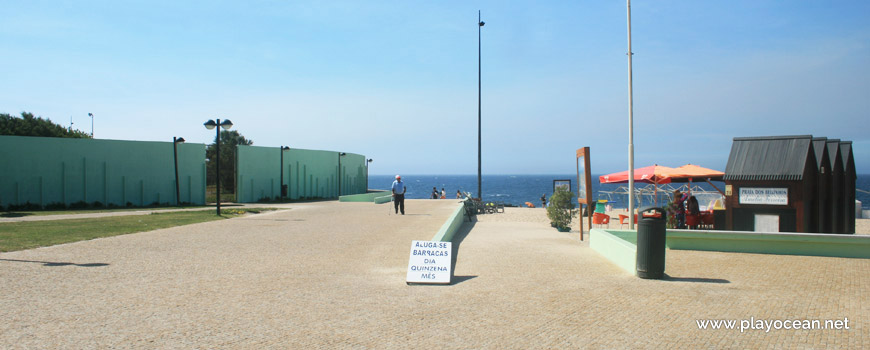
[670, 164, 726, 195]
[599, 165, 681, 205]
[599, 165, 679, 185]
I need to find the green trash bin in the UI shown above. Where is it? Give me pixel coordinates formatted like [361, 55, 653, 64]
[636, 207, 667, 279]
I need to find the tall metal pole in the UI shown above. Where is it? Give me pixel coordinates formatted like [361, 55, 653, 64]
[478, 10, 484, 200]
[215, 119, 222, 215]
[280, 147, 285, 199]
[88, 113, 94, 137]
[173, 137, 181, 206]
[627, 0, 636, 229]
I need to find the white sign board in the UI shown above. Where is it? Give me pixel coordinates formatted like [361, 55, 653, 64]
[739, 187, 788, 205]
[406, 240, 452, 284]
[755, 214, 780, 232]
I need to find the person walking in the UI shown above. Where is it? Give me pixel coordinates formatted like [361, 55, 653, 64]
[392, 175, 406, 215]
[456, 190, 462, 199]
[440, 188, 446, 199]
[541, 194, 547, 208]
[431, 187, 439, 199]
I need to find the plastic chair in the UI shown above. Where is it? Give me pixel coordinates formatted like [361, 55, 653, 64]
[618, 214, 629, 229]
[592, 212, 610, 228]
[700, 211, 715, 229]
[686, 214, 702, 229]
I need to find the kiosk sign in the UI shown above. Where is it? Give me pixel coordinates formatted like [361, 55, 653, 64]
[406, 240, 452, 284]
[739, 187, 788, 205]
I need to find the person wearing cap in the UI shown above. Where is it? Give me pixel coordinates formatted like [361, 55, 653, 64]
[391, 175, 406, 215]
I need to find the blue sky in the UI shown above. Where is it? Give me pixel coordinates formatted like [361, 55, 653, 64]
[2, 1, 868, 174]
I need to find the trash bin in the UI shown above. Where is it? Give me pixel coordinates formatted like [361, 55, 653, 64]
[636, 207, 667, 279]
[595, 200, 607, 213]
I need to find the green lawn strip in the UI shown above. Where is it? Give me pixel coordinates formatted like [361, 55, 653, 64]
[0, 208, 279, 252]
[1, 206, 210, 218]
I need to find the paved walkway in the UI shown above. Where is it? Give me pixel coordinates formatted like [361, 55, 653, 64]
[1, 201, 867, 348]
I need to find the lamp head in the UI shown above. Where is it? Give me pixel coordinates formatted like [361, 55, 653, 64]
[219, 119, 233, 130]
[339, 152, 347, 156]
[479, 21, 485, 27]
[88, 113, 93, 117]
[367, 159, 373, 163]
[203, 120, 217, 130]
[281, 146, 290, 151]
[174, 137, 186, 143]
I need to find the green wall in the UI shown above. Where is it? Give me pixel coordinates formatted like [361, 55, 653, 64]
[0, 135, 206, 208]
[431, 203, 467, 242]
[236, 145, 368, 203]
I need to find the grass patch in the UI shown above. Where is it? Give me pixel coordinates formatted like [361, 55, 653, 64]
[1, 206, 209, 218]
[0, 208, 278, 252]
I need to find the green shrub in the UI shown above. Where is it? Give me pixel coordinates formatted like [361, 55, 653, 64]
[546, 188, 577, 232]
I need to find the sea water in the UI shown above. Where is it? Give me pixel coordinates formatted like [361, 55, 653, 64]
[371, 174, 870, 210]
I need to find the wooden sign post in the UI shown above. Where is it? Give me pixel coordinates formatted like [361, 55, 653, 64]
[576, 147, 592, 240]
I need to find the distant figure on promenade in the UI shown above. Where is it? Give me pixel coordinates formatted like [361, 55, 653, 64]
[456, 190, 462, 199]
[672, 190, 688, 228]
[440, 188, 446, 199]
[431, 187, 439, 199]
[541, 194, 547, 208]
[391, 175, 406, 215]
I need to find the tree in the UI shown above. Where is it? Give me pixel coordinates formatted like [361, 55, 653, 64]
[0, 112, 91, 138]
[206, 130, 253, 193]
[546, 188, 578, 232]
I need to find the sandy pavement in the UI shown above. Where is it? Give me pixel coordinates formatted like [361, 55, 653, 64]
[1, 201, 868, 348]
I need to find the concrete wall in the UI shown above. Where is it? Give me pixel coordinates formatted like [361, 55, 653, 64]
[590, 228, 870, 276]
[236, 145, 368, 203]
[339, 190, 390, 202]
[589, 229, 637, 275]
[0, 135, 206, 208]
[431, 203, 467, 242]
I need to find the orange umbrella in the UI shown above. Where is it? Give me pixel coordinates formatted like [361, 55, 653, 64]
[670, 164, 724, 182]
[599, 165, 681, 205]
[599, 165, 680, 184]
[671, 164, 725, 195]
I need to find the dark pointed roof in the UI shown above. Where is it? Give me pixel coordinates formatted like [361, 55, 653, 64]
[840, 141, 855, 176]
[812, 137, 829, 170]
[723, 135, 814, 181]
[827, 139, 843, 173]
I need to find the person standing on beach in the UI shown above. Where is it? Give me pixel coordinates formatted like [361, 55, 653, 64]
[441, 188, 446, 199]
[391, 175, 406, 215]
[431, 187, 438, 199]
[541, 194, 547, 208]
[456, 190, 462, 199]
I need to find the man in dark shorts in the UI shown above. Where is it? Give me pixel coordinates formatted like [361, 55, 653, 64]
[392, 175, 406, 215]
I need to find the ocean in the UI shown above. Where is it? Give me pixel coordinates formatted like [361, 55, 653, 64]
[370, 174, 870, 210]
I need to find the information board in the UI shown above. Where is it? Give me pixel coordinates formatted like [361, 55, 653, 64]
[739, 187, 788, 205]
[406, 240, 452, 284]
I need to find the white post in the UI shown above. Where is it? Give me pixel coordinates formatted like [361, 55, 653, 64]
[627, 0, 636, 229]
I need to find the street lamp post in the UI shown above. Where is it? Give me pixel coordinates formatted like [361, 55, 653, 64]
[366, 159, 373, 192]
[627, 0, 636, 229]
[478, 11, 485, 200]
[337, 152, 347, 197]
[280, 146, 290, 199]
[88, 113, 94, 138]
[173, 137, 186, 206]
[204, 119, 233, 215]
